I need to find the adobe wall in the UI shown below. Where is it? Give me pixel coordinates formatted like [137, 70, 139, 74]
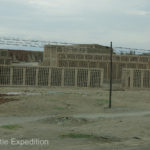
[42, 45, 150, 81]
[0, 65, 104, 88]
[122, 69, 150, 89]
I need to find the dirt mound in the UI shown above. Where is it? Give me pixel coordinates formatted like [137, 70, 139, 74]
[0, 94, 19, 104]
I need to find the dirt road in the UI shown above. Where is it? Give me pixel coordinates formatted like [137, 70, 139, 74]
[1, 110, 150, 126]
[73, 110, 150, 119]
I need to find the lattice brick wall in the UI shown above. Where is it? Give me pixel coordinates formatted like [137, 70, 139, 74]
[42, 52, 149, 81]
[0, 65, 104, 88]
[122, 69, 150, 89]
[58, 60, 148, 81]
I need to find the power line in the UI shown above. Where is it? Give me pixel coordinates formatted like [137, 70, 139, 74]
[114, 47, 150, 52]
[0, 36, 74, 48]
[0, 36, 150, 54]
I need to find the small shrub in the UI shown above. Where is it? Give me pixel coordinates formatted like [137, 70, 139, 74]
[0, 124, 22, 130]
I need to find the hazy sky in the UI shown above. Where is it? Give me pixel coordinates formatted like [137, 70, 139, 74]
[0, 0, 150, 49]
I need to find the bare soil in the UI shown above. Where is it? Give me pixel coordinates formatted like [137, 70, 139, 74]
[0, 94, 19, 105]
[0, 87, 150, 150]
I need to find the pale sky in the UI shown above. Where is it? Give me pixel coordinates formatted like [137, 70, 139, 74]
[0, 0, 150, 49]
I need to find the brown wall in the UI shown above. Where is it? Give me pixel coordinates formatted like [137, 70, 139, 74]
[0, 50, 11, 65]
[42, 44, 150, 81]
[8, 50, 43, 62]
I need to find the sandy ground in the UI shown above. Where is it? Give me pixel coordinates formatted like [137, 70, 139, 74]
[0, 86, 150, 150]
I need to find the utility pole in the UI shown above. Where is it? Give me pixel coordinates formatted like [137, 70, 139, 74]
[109, 42, 113, 108]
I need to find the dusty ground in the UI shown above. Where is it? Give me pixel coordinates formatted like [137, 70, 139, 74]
[0, 86, 150, 150]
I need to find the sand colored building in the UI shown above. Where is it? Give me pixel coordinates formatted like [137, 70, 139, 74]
[0, 44, 149, 88]
[0, 49, 43, 65]
[42, 44, 111, 67]
[42, 44, 150, 81]
[0, 50, 12, 65]
[8, 49, 43, 63]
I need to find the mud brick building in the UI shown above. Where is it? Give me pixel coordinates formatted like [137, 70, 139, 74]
[8, 50, 43, 63]
[0, 49, 43, 64]
[0, 50, 12, 65]
[42, 44, 150, 81]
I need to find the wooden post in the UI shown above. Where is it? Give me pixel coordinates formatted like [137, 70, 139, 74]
[121, 69, 125, 88]
[130, 69, 134, 88]
[101, 69, 104, 86]
[75, 68, 78, 87]
[61, 68, 64, 87]
[122, 69, 128, 88]
[48, 68, 51, 87]
[116, 63, 118, 80]
[109, 42, 113, 108]
[10, 67, 13, 86]
[141, 70, 144, 88]
[126, 70, 129, 88]
[87, 69, 91, 87]
[23, 68, 26, 86]
[35, 68, 39, 86]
